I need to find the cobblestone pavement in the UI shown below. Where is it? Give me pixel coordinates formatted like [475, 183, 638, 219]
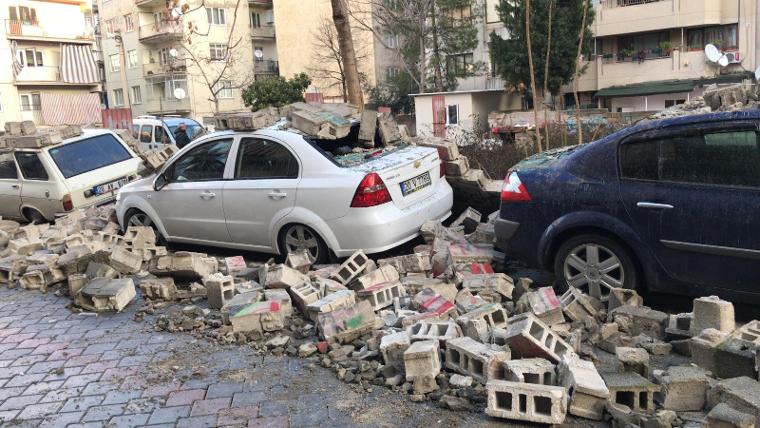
[0, 286, 525, 428]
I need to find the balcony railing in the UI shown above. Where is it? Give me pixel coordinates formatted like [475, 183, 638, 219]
[254, 59, 279, 75]
[601, 0, 665, 8]
[15, 66, 61, 83]
[603, 49, 673, 63]
[250, 25, 275, 39]
[5, 19, 94, 41]
[143, 59, 188, 77]
[138, 22, 183, 43]
[144, 96, 192, 114]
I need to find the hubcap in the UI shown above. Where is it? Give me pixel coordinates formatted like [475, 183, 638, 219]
[563, 243, 624, 296]
[284, 225, 319, 260]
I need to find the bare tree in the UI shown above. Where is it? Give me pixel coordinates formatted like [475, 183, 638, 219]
[525, 0, 542, 152]
[573, 0, 590, 145]
[331, 0, 364, 108]
[543, 0, 553, 147]
[308, 17, 367, 102]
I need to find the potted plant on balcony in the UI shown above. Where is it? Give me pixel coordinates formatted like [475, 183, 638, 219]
[602, 52, 614, 63]
[659, 41, 672, 56]
[712, 39, 723, 50]
[618, 48, 634, 61]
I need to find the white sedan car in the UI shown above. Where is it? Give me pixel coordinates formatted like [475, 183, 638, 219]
[115, 129, 453, 262]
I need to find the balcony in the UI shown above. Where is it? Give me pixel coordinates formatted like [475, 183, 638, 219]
[138, 22, 183, 44]
[251, 25, 275, 39]
[143, 59, 188, 77]
[595, 0, 738, 37]
[14, 65, 99, 87]
[5, 19, 94, 44]
[254, 60, 279, 76]
[593, 50, 714, 89]
[143, 96, 192, 115]
[135, 0, 167, 8]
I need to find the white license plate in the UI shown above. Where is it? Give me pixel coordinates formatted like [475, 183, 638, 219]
[93, 177, 129, 196]
[400, 172, 432, 197]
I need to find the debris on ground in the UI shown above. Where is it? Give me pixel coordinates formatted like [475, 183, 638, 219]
[1, 200, 757, 426]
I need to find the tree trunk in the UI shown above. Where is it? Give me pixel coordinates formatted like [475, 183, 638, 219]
[431, 7, 444, 93]
[543, 0, 553, 147]
[331, 0, 363, 109]
[419, 22, 426, 93]
[525, 0, 542, 152]
[573, 0, 589, 145]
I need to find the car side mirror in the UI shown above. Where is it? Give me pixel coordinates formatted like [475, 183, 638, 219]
[154, 172, 168, 191]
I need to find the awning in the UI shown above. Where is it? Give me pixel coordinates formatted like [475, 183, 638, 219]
[60, 43, 99, 84]
[595, 80, 695, 98]
[41, 92, 101, 125]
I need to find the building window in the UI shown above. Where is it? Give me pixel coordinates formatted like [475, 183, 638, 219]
[251, 12, 261, 28]
[446, 53, 474, 77]
[664, 99, 685, 108]
[687, 24, 738, 51]
[113, 89, 124, 106]
[209, 43, 228, 61]
[109, 54, 120, 72]
[386, 67, 400, 79]
[157, 48, 169, 65]
[443, 5, 472, 26]
[124, 14, 134, 32]
[105, 18, 115, 35]
[384, 33, 399, 49]
[20, 93, 41, 111]
[207, 8, 226, 25]
[617, 31, 671, 60]
[131, 86, 142, 104]
[17, 49, 43, 67]
[214, 81, 233, 99]
[446, 105, 459, 125]
[8, 6, 38, 26]
[127, 50, 138, 69]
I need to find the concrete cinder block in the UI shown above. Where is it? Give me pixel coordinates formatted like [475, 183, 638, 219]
[306, 289, 355, 322]
[152, 251, 218, 280]
[8, 238, 43, 256]
[138, 277, 177, 300]
[616, 347, 650, 377]
[610, 305, 668, 340]
[503, 358, 557, 385]
[229, 300, 284, 334]
[445, 337, 510, 384]
[317, 300, 375, 343]
[461, 273, 514, 301]
[264, 264, 309, 289]
[263, 289, 293, 317]
[486, 380, 567, 424]
[20, 120, 36, 135]
[202, 273, 235, 310]
[378, 253, 431, 274]
[665, 312, 694, 340]
[285, 249, 312, 274]
[713, 321, 760, 379]
[526, 287, 565, 326]
[451, 207, 482, 233]
[654, 365, 709, 411]
[123, 226, 156, 249]
[560, 287, 598, 324]
[559, 355, 610, 420]
[357, 281, 405, 311]
[602, 371, 660, 414]
[690, 328, 728, 373]
[707, 376, 760, 423]
[404, 339, 441, 380]
[76, 278, 136, 312]
[68, 273, 88, 297]
[455, 288, 487, 314]
[456, 302, 508, 343]
[4, 121, 22, 135]
[220, 291, 261, 324]
[109, 246, 143, 275]
[380, 331, 410, 371]
[19, 270, 46, 292]
[224, 256, 247, 275]
[706, 403, 756, 428]
[414, 288, 456, 317]
[287, 281, 321, 314]
[504, 313, 574, 363]
[358, 109, 378, 144]
[418, 137, 460, 161]
[607, 287, 643, 311]
[330, 250, 370, 285]
[407, 320, 462, 347]
[447, 242, 492, 264]
[690, 296, 735, 335]
[352, 265, 400, 290]
[377, 112, 402, 145]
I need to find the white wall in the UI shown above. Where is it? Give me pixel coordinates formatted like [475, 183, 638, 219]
[610, 88, 706, 112]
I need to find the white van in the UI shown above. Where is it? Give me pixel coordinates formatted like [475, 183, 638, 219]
[0, 129, 142, 222]
[132, 116, 204, 152]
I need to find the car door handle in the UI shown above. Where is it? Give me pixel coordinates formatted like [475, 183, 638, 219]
[637, 201, 674, 210]
[268, 191, 287, 199]
[11, 184, 19, 189]
[200, 191, 216, 200]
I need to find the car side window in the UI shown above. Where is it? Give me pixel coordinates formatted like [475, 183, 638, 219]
[0, 154, 18, 180]
[620, 140, 658, 181]
[235, 138, 299, 179]
[154, 126, 165, 143]
[697, 130, 760, 188]
[131, 124, 140, 139]
[14, 152, 48, 181]
[139, 125, 152, 143]
[168, 138, 232, 182]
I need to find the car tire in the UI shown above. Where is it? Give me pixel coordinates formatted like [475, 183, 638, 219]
[24, 209, 47, 225]
[553, 234, 637, 296]
[279, 224, 329, 265]
[124, 209, 167, 246]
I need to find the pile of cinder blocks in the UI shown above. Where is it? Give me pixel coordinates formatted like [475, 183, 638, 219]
[1, 121, 82, 149]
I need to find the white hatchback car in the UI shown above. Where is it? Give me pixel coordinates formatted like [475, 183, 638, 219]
[115, 129, 453, 262]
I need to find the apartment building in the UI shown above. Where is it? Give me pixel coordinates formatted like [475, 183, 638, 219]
[97, 0, 278, 121]
[0, 0, 101, 128]
[273, 0, 404, 103]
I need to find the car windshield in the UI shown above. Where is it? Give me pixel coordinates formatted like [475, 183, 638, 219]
[168, 123, 202, 139]
[48, 133, 132, 178]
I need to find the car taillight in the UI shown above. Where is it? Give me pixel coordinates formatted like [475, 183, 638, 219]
[62, 194, 73, 211]
[439, 161, 445, 178]
[501, 172, 532, 202]
[351, 173, 392, 207]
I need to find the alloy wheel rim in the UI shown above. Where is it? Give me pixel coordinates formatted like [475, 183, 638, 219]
[284, 225, 319, 260]
[563, 243, 624, 294]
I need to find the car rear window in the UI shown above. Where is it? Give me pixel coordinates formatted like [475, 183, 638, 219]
[48, 133, 132, 178]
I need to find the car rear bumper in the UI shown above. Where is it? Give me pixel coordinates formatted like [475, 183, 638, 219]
[326, 180, 453, 257]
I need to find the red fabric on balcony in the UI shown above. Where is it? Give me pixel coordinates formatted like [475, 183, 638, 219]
[40, 92, 101, 125]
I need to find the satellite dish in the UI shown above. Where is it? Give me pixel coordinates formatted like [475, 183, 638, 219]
[173, 87, 186, 100]
[170, 7, 183, 19]
[169, 48, 178, 58]
[718, 54, 729, 67]
[704, 44, 721, 62]
[754, 66, 760, 81]
[254, 50, 264, 59]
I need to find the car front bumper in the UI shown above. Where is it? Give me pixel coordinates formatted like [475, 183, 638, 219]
[326, 180, 454, 257]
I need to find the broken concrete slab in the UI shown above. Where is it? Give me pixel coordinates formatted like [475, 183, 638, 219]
[707, 376, 760, 423]
[654, 365, 709, 411]
[706, 403, 756, 428]
[559, 355, 610, 420]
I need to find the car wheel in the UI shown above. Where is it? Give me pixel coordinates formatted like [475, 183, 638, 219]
[124, 209, 166, 246]
[279, 224, 328, 264]
[553, 234, 637, 297]
[24, 209, 47, 225]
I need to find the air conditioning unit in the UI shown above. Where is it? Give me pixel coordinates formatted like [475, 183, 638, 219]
[725, 51, 742, 63]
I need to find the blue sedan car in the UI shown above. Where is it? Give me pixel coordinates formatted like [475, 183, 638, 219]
[495, 111, 760, 303]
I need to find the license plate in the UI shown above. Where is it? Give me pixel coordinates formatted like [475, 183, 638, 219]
[400, 172, 432, 197]
[92, 177, 129, 196]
